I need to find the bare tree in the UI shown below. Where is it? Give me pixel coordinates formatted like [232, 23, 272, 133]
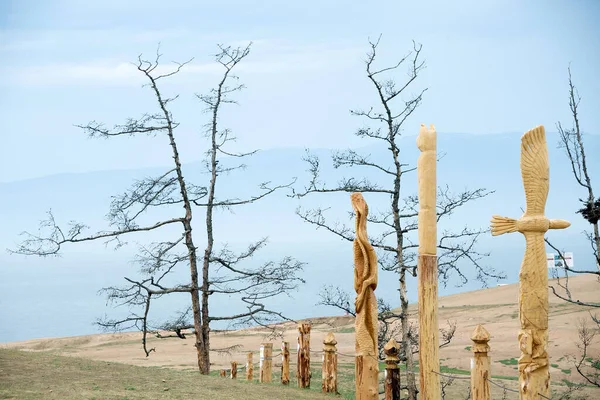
[294, 36, 503, 399]
[9, 43, 304, 374]
[546, 65, 600, 388]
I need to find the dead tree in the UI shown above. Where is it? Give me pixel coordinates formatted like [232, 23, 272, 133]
[9, 43, 304, 375]
[294, 36, 503, 399]
[546, 66, 599, 388]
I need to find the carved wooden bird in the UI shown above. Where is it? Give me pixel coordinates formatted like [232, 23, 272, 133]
[490, 125, 570, 398]
[490, 125, 570, 236]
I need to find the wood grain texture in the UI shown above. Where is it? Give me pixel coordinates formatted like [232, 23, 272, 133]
[322, 332, 338, 394]
[384, 339, 401, 400]
[470, 325, 491, 400]
[417, 254, 441, 399]
[351, 192, 379, 400]
[297, 323, 311, 388]
[416, 123, 437, 256]
[416, 123, 441, 400]
[259, 343, 272, 383]
[490, 125, 570, 399]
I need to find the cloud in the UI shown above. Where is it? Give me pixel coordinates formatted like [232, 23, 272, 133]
[0, 42, 362, 87]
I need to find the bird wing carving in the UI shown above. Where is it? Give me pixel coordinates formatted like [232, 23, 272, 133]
[520, 126, 549, 217]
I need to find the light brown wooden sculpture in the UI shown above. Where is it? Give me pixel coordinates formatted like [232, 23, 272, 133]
[416, 123, 441, 399]
[246, 352, 253, 381]
[470, 325, 491, 400]
[491, 125, 570, 399]
[281, 341, 290, 385]
[384, 338, 401, 400]
[322, 332, 338, 394]
[351, 192, 379, 400]
[297, 323, 311, 388]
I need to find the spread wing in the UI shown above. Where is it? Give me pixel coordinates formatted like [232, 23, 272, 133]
[520, 125, 549, 217]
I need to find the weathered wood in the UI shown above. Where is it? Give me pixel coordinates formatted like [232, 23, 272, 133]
[490, 125, 570, 399]
[416, 123, 441, 400]
[417, 254, 441, 398]
[246, 352, 253, 381]
[281, 341, 290, 385]
[470, 325, 491, 400]
[351, 193, 379, 400]
[230, 361, 237, 379]
[259, 343, 273, 383]
[297, 323, 311, 388]
[322, 332, 338, 394]
[219, 369, 226, 378]
[384, 339, 401, 400]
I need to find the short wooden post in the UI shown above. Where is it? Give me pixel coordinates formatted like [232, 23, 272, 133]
[246, 352, 253, 381]
[281, 341, 290, 385]
[322, 332, 338, 393]
[219, 369, 227, 377]
[297, 322, 311, 388]
[231, 361, 237, 379]
[384, 338, 401, 400]
[259, 343, 273, 383]
[470, 324, 491, 400]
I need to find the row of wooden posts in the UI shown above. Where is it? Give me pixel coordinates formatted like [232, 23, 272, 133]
[216, 322, 495, 400]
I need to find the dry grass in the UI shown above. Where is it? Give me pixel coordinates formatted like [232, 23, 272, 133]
[0, 348, 335, 400]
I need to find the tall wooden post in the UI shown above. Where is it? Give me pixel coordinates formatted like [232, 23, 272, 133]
[246, 352, 253, 381]
[351, 193, 379, 400]
[219, 369, 226, 377]
[231, 361, 238, 379]
[490, 125, 570, 399]
[281, 341, 290, 385]
[259, 343, 273, 383]
[384, 339, 401, 400]
[322, 332, 338, 393]
[297, 323, 311, 388]
[416, 123, 441, 399]
[470, 325, 491, 400]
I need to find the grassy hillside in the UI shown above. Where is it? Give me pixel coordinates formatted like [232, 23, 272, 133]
[0, 348, 334, 400]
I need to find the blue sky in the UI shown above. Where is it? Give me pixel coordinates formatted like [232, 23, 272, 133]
[1, 0, 599, 182]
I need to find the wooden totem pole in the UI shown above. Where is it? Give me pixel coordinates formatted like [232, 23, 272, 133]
[491, 125, 570, 399]
[351, 192, 379, 400]
[416, 123, 441, 399]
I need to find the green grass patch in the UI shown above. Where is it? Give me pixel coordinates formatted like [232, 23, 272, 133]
[498, 358, 518, 366]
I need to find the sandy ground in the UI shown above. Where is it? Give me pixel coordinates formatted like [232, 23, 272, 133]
[3, 274, 598, 387]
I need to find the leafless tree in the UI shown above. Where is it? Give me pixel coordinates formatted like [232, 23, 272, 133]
[544, 66, 599, 388]
[8, 43, 304, 374]
[294, 35, 503, 399]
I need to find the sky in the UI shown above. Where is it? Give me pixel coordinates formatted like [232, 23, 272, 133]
[1, 0, 599, 182]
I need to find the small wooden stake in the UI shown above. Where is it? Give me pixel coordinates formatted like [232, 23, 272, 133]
[230, 361, 237, 379]
[384, 339, 401, 400]
[470, 325, 491, 400]
[259, 343, 273, 383]
[297, 323, 311, 388]
[281, 341, 290, 385]
[246, 352, 253, 381]
[219, 369, 226, 378]
[322, 332, 338, 393]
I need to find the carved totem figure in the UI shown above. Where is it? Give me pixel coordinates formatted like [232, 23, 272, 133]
[491, 125, 570, 399]
[351, 192, 379, 400]
[416, 123, 441, 399]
